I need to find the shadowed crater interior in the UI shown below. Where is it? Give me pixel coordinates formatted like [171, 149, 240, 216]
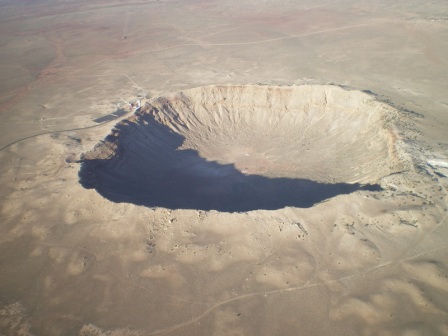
[79, 85, 406, 212]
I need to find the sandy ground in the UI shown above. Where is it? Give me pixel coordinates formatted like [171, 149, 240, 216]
[0, 1, 448, 335]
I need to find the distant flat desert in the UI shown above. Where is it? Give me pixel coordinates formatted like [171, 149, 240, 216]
[0, 1, 448, 335]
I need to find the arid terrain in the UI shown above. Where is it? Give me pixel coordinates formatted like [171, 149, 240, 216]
[1, 1, 448, 335]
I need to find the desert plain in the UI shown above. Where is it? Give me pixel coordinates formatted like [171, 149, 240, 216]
[0, 0, 448, 335]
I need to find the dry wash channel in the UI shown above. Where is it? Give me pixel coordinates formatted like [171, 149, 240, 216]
[79, 85, 407, 212]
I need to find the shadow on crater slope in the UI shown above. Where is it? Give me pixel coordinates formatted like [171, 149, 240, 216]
[79, 107, 381, 213]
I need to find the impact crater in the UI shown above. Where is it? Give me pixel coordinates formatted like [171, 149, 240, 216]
[79, 85, 409, 212]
